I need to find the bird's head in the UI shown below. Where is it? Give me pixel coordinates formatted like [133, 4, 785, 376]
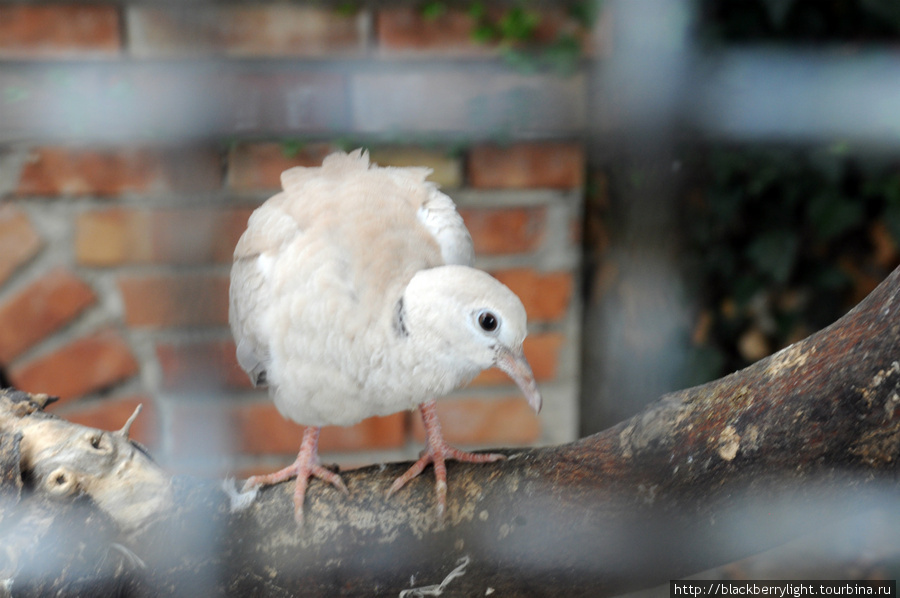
[403, 265, 542, 413]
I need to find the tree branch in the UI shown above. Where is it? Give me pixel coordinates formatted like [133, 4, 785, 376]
[3, 265, 900, 596]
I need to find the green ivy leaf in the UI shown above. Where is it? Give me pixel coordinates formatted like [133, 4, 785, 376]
[760, 0, 796, 29]
[499, 6, 541, 42]
[806, 190, 864, 241]
[683, 345, 727, 387]
[333, 137, 358, 153]
[335, 2, 358, 17]
[860, 0, 900, 29]
[471, 23, 497, 44]
[733, 274, 765, 305]
[883, 202, 900, 246]
[746, 230, 799, 283]
[569, 0, 602, 29]
[280, 139, 306, 159]
[421, 1, 447, 22]
[467, 1, 486, 21]
[541, 34, 582, 76]
[813, 265, 851, 290]
[882, 174, 900, 206]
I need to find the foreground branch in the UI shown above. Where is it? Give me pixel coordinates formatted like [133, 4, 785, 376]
[3, 266, 900, 596]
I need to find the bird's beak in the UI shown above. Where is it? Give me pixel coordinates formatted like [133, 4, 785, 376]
[495, 347, 542, 414]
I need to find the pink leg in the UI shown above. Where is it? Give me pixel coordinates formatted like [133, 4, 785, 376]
[243, 426, 347, 524]
[388, 399, 505, 518]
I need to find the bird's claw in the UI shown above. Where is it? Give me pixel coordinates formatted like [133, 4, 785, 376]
[387, 443, 505, 519]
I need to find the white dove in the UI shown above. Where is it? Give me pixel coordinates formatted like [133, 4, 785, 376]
[229, 149, 541, 523]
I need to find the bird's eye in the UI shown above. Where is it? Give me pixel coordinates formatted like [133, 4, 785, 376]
[478, 311, 499, 333]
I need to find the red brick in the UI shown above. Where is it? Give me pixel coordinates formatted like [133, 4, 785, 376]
[0, 268, 96, 363]
[128, 6, 365, 58]
[319, 413, 407, 453]
[459, 207, 546, 255]
[531, 8, 592, 47]
[0, 206, 43, 286]
[16, 147, 221, 197]
[377, 7, 489, 56]
[468, 142, 585, 189]
[119, 274, 229, 329]
[411, 397, 540, 446]
[61, 395, 158, 448]
[233, 402, 407, 455]
[470, 332, 565, 386]
[368, 146, 462, 189]
[232, 403, 304, 456]
[570, 213, 585, 246]
[156, 339, 252, 392]
[227, 142, 334, 191]
[76, 208, 251, 266]
[0, 5, 120, 58]
[492, 269, 573, 322]
[377, 6, 588, 57]
[9, 330, 139, 403]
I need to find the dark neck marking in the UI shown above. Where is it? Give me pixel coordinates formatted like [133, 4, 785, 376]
[394, 296, 409, 338]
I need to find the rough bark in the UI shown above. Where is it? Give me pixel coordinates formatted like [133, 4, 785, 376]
[3, 265, 900, 597]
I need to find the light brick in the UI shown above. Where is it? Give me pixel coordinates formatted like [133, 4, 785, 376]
[0, 68, 206, 144]
[470, 332, 565, 386]
[167, 401, 235, 466]
[351, 71, 586, 136]
[0, 268, 96, 364]
[233, 402, 407, 455]
[0, 5, 120, 59]
[368, 147, 462, 189]
[119, 274, 229, 329]
[468, 142, 585, 189]
[221, 71, 350, 135]
[9, 330, 139, 403]
[459, 207, 546, 255]
[227, 142, 335, 191]
[1, 66, 349, 143]
[156, 339, 252, 392]
[0, 206, 43, 286]
[411, 397, 540, 446]
[128, 6, 366, 58]
[76, 208, 252, 266]
[61, 395, 157, 448]
[492, 269, 573, 322]
[16, 147, 221, 197]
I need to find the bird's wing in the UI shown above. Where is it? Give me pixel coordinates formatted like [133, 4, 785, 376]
[416, 187, 474, 267]
[278, 150, 449, 303]
[231, 267, 269, 386]
[229, 195, 300, 386]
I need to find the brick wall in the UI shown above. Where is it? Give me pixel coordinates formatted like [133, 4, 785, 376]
[0, 3, 592, 477]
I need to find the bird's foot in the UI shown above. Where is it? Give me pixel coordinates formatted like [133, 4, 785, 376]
[244, 460, 348, 525]
[291, 462, 348, 525]
[242, 461, 303, 492]
[242, 427, 348, 525]
[387, 439, 505, 519]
